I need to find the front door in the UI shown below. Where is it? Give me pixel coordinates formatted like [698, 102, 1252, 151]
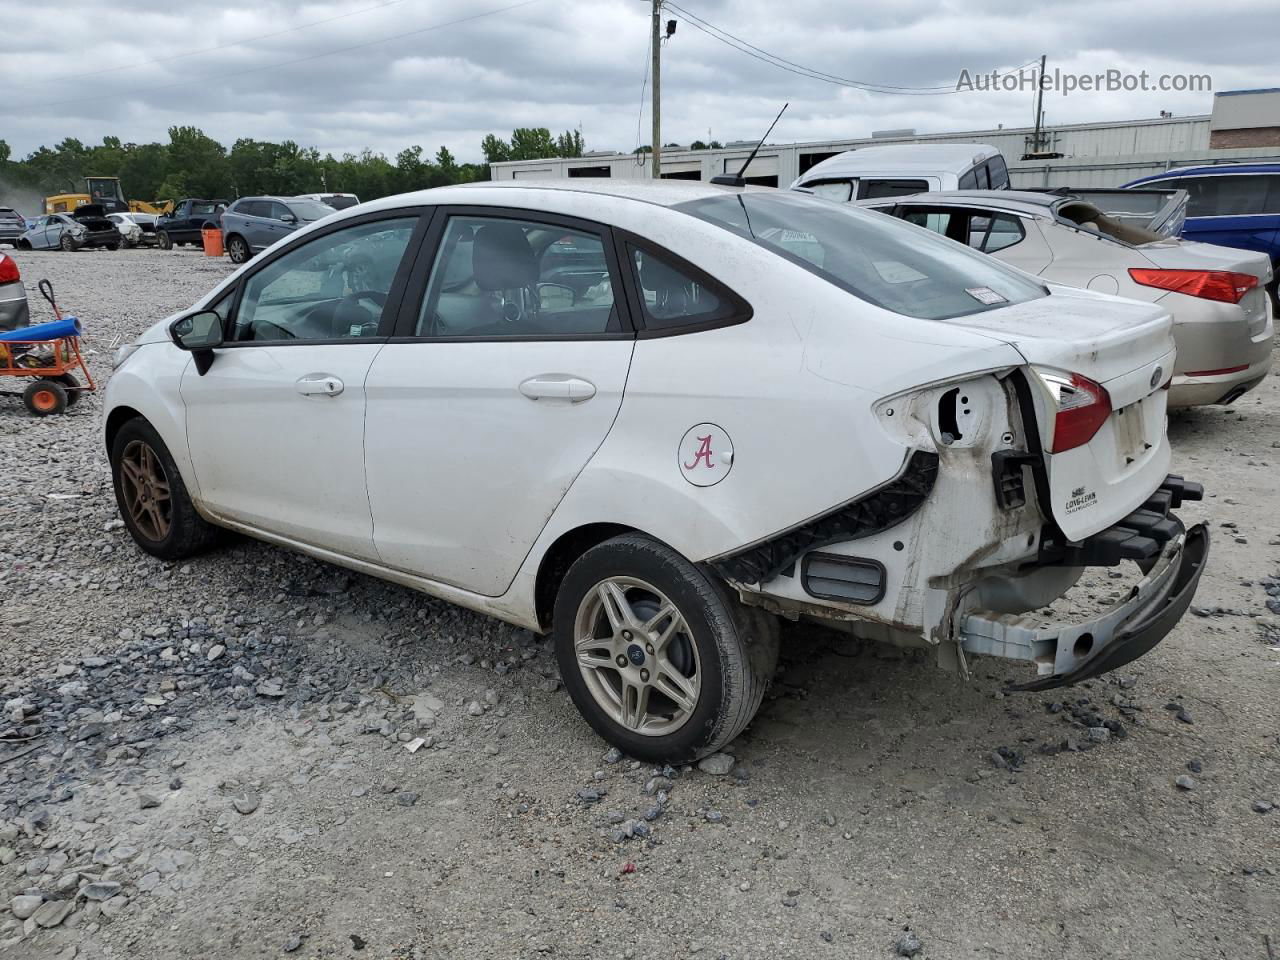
[180, 213, 421, 559]
[364, 210, 635, 596]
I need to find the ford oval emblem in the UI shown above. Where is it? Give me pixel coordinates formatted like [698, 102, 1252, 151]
[1150, 365, 1163, 389]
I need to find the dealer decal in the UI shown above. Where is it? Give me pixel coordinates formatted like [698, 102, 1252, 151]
[679, 424, 734, 487]
[1064, 485, 1098, 514]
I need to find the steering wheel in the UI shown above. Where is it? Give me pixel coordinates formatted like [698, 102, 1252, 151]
[337, 290, 389, 337]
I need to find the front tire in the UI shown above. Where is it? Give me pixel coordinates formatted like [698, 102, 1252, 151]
[59, 234, 76, 252]
[226, 235, 250, 264]
[553, 534, 778, 763]
[110, 417, 219, 560]
[157, 230, 173, 250]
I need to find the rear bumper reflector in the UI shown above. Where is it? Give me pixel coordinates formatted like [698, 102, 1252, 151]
[1184, 364, 1249, 377]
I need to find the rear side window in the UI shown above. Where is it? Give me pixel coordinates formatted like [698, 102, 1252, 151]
[858, 179, 929, 200]
[627, 244, 745, 332]
[235, 200, 265, 218]
[988, 155, 1010, 189]
[958, 169, 978, 190]
[1171, 174, 1280, 217]
[974, 165, 991, 189]
[969, 214, 1025, 252]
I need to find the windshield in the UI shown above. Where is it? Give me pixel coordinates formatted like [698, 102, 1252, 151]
[287, 199, 338, 221]
[677, 191, 1046, 320]
[323, 196, 359, 210]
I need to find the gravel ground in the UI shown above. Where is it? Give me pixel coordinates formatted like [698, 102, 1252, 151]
[0, 246, 1277, 960]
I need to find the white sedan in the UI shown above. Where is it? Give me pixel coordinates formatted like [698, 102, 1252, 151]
[105, 181, 1209, 762]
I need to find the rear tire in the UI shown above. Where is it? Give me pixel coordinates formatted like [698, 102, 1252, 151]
[110, 417, 219, 560]
[553, 533, 778, 763]
[158, 231, 173, 250]
[226, 235, 250, 264]
[23, 379, 67, 416]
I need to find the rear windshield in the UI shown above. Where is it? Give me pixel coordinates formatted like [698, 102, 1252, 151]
[287, 200, 338, 221]
[677, 191, 1046, 320]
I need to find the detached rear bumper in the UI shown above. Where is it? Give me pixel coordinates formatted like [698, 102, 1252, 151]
[959, 523, 1209, 691]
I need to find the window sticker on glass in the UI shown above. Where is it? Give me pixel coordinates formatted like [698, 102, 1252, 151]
[871, 260, 928, 284]
[965, 286, 1008, 305]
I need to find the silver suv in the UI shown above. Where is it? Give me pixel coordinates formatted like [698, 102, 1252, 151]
[219, 196, 336, 264]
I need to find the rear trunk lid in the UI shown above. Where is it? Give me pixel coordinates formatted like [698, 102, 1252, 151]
[947, 286, 1176, 540]
[1138, 238, 1273, 336]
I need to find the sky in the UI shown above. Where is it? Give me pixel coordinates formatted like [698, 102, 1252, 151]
[0, 0, 1272, 163]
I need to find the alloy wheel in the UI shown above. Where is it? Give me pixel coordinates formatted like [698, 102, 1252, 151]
[572, 576, 701, 735]
[118, 439, 172, 542]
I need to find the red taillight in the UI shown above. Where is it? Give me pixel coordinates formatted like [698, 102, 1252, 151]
[1048, 372, 1112, 453]
[1128, 268, 1258, 304]
[0, 255, 18, 285]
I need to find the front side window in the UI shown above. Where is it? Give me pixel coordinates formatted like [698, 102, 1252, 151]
[858, 179, 929, 200]
[806, 180, 853, 202]
[679, 191, 1046, 321]
[416, 216, 619, 338]
[287, 199, 339, 222]
[232, 217, 416, 342]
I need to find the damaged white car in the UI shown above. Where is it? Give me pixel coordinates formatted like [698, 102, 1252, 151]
[104, 182, 1209, 762]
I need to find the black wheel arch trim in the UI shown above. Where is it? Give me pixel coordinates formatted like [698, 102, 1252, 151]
[710, 449, 939, 585]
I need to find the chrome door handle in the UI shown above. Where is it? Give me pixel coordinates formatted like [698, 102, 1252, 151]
[296, 374, 344, 397]
[519, 376, 596, 402]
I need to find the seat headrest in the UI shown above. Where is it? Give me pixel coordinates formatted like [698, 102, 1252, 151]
[472, 224, 537, 291]
[638, 251, 687, 294]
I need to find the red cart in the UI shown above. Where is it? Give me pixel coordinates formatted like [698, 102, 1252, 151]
[0, 280, 96, 416]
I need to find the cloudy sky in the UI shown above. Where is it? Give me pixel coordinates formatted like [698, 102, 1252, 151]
[0, 0, 1271, 162]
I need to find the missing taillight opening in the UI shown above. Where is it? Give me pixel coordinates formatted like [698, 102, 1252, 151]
[1128, 268, 1258, 304]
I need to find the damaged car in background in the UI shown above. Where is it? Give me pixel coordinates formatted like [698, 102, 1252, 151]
[103, 182, 1209, 762]
[19, 205, 121, 251]
[860, 190, 1274, 407]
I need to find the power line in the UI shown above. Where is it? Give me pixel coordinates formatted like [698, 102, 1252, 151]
[14, 0, 549, 111]
[666, 1, 1039, 96]
[5, 0, 412, 90]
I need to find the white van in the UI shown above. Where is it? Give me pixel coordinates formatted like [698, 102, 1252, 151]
[293, 193, 361, 211]
[791, 143, 1010, 201]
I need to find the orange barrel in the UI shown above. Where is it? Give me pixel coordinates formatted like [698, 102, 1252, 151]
[202, 227, 224, 257]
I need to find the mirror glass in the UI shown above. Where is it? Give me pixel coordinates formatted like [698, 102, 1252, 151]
[171, 310, 224, 350]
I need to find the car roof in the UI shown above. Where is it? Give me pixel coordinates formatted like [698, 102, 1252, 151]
[859, 189, 1061, 216]
[1130, 163, 1280, 183]
[380, 179, 771, 209]
[798, 143, 1001, 179]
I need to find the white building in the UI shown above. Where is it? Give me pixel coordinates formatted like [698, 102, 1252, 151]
[489, 91, 1280, 190]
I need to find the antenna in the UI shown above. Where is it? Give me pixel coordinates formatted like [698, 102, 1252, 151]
[710, 103, 788, 187]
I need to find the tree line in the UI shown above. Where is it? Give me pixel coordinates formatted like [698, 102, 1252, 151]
[0, 125, 588, 208]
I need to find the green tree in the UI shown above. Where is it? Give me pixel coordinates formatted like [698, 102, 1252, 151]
[555, 129, 585, 158]
[166, 126, 229, 197]
[0, 140, 9, 164]
[480, 134, 511, 164]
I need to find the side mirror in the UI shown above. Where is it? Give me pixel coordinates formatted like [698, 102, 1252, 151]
[170, 310, 224, 351]
[280, 213, 297, 224]
[170, 310, 225, 375]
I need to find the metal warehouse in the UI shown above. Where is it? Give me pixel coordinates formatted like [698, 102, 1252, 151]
[490, 89, 1280, 190]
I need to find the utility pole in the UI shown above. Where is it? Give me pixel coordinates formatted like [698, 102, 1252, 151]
[1032, 53, 1047, 153]
[651, 0, 661, 179]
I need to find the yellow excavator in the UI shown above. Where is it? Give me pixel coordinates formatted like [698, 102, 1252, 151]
[44, 177, 172, 216]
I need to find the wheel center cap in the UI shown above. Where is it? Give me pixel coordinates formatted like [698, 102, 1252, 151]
[626, 644, 646, 666]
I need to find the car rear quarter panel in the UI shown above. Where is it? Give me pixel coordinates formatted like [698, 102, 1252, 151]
[498, 193, 1024, 596]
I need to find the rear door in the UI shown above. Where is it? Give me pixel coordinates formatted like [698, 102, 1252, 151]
[363, 207, 635, 596]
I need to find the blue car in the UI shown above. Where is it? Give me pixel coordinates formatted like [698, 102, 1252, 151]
[1124, 164, 1280, 307]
